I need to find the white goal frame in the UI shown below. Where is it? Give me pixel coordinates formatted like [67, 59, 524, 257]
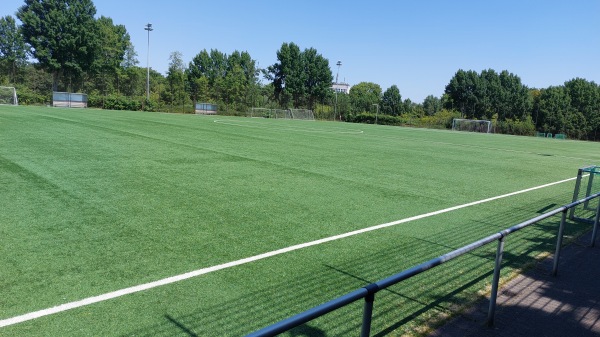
[290, 109, 315, 120]
[248, 108, 315, 120]
[452, 118, 491, 133]
[0, 86, 18, 105]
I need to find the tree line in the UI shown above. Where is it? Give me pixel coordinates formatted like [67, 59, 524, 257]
[1, 0, 599, 140]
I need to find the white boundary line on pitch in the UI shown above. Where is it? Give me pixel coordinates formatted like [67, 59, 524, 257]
[0, 176, 577, 328]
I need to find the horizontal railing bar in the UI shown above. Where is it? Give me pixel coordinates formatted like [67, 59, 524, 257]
[246, 191, 600, 337]
[375, 232, 502, 289]
[245, 288, 368, 337]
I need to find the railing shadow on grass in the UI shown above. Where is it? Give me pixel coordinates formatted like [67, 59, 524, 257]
[246, 192, 600, 336]
[122, 192, 590, 336]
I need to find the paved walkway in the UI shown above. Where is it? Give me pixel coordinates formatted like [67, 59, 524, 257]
[429, 232, 600, 337]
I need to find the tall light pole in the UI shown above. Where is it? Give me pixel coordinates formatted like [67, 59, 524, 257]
[335, 60, 341, 121]
[145, 23, 153, 101]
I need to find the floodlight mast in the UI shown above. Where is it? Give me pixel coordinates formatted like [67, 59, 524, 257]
[335, 60, 341, 121]
[145, 23, 153, 101]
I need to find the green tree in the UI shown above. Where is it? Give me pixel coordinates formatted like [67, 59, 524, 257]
[564, 78, 600, 140]
[92, 16, 131, 98]
[537, 86, 571, 136]
[349, 82, 382, 113]
[118, 42, 142, 97]
[227, 50, 257, 85]
[444, 69, 480, 118]
[226, 50, 258, 110]
[477, 69, 501, 119]
[186, 50, 210, 103]
[17, 0, 99, 92]
[268, 42, 332, 109]
[422, 95, 442, 116]
[191, 76, 210, 103]
[444, 69, 531, 121]
[302, 47, 332, 110]
[223, 64, 247, 110]
[165, 51, 187, 112]
[0, 15, 28, 84]
[497, 70, 531, 121]
[381, 85, 402, 116]
[187, 49, 259, 111]
[187, 49, 228, 103]
[268, 42, 304, 108]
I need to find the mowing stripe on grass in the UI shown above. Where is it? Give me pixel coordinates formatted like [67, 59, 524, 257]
[213, 119, 365, 134]
[0, 176, 576, 328]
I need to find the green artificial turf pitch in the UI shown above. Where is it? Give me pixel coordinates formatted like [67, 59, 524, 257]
[1, 105, 599, 336]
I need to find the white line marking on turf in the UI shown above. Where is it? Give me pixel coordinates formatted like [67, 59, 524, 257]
[0, 176, 577, 328]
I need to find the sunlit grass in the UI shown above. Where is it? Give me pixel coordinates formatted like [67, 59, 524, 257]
[1, 105, 599, 336]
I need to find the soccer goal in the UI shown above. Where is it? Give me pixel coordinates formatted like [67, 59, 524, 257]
[0, 86, 18, 105]
[290, 109, 315, 120]
[452, 118, 491, 133]
[248, 108, 314, 120]
[569, 165, 600, 223]
[248, 108, 273, 118]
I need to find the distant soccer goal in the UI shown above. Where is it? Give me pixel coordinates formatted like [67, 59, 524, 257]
[452, 118, 491, 133]
[0, 86, 18, 105]
[248, 108, 274, 118]
[290, 109, 315, 120]
[248, 108, 314, 120]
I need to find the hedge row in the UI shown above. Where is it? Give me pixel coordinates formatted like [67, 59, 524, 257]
[347, 111, 536, 136]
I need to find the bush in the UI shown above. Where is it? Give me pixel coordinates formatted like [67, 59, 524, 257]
[88, 95, 143, 111]
[347, 109, 460, 129]
[494, 117, 536, 136]
[14, 85, 50, 105]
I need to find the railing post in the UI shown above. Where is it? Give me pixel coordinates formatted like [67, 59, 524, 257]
[591, 198, 600, 247]
[584, 172, 596, 209]
[360, 293, 375, 337]
[569, 169, 583, 220]
[487, 236, 505, 327]
[552, 210, 568, 276]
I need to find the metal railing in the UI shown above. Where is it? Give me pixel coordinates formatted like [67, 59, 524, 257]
[247, 192, 600, 337]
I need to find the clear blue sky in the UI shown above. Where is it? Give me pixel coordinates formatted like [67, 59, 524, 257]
[2, 0, 599, 103]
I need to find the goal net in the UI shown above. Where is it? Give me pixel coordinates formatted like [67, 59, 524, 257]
[0, 86, 18, 105]
[248, 108, 314, 120]
[452, 119, 491, 133]
[248, 108, 274, 118]
[290, 109, 315, 120]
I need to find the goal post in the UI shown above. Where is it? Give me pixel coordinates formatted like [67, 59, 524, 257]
[0, 86, 18, 105]
[452, 118, 491, 133]
[290, 109, 315, 120]
[248, 108, 273, 118]
[248, 108, 315, 120]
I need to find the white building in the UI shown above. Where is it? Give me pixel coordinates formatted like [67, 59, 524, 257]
[331, 82, 351, 94]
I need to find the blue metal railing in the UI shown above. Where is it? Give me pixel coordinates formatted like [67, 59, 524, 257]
[247, 192, 600, 337]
